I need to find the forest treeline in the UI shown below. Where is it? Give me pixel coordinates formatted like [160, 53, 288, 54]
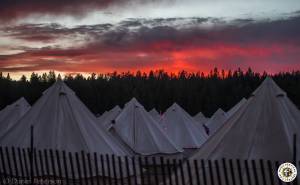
[1, 68, 300, 117]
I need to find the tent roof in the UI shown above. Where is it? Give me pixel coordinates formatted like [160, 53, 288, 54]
[149, 108, 161, 122]
[191, 77, 300, 161]
[0, 97, 30, 137]
[0, 80, 131, 156]
[113, 98, 183, 155]
[161, 103, 208, 148]
[226, 98, 247, 117]
[204, 108, 227, 135]
[193, 112, 208, 124]
[99, 105, 122, 130]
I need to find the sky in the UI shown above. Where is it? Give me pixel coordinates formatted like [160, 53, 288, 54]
[0, 0, 300, 79]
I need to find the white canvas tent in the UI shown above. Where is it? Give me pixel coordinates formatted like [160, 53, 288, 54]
[112, 98, 183, 155]
[226, 98, 247, 117]
[149, 108, 161, 122]
[160, 103, 208, 148]
[204, 108, 227, 135]
[0, 80, 131, 157]
[193, 112, 208, 124]
[99, 105, 122, 130]
[191, 77, 300, 161]
[0, 97, 30, 137]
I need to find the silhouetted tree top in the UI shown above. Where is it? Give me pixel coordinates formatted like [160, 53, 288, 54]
[1, 69, 300, 117]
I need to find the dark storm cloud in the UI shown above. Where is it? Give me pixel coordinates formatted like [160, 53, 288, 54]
[0, 0, 130, 22]
[1, 16, 300, 73]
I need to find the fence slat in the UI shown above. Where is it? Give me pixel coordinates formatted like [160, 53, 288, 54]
[275, 161, 283, 185]
[11, 147, 19, 178]
[179, 159, 185, 185]
[236, 159, 244, 185]
[22, 149, 30, 179]
[260, 159, 267, 185]
[49, 149, 57, 181]
[139, 156, 145, 185]
[201, 159, 207, 185]
[68, 152, 76, 182]
[5, 147, 13, 177]
[93, 153, 100, 185]
[229, 159, 236, 185]
[75, 152, 83, 185]
[105, 154, 113, 185]
[172, 159, 179, 185]
[215, 160, 222, 185]
[131, 156, 138, 185]
[208, 160, 215, 185]
[81, 151, 89, 185]
[244, 160, 252, 185]
[152, 157, 160, 185]
[62, 151, 70, 185]
[193, 160, 201, 185]
[125, 156, 131, 185]
[267, 160, 275, 185]
[17, 148, 25, 179]
[221, 159, 229, 185]
[100, 154, 107, 185]
[55, 150, 63, 184]
[38, 150, 45, 179]
[251, 160, 259, 185]
[145, 157, 152, 185]
[87, 153, 95, 185]
[0, 147, 8, 180]
[118, 156, 124, 185]
[111, 155, 118, 185]
[166, 159, 173, 185]
[187, 160, 193, 185]
[161, 157, 167, 185]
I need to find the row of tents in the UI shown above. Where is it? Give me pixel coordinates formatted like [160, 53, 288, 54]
[0, 77, 299, 163]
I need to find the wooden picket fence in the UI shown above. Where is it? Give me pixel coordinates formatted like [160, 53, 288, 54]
[0, 147, 298, 185]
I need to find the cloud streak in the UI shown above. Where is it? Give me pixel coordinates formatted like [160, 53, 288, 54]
[1, 16, 300, 74]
